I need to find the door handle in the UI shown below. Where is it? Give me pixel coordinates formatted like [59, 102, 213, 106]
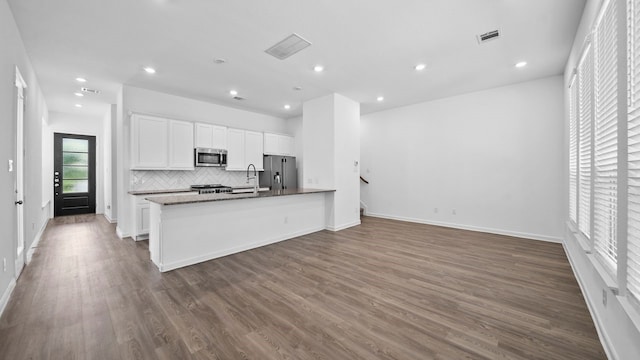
[15, 200, 23, 205]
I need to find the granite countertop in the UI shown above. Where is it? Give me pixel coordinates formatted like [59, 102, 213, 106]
[128, 188, 194, 195]
[146, 188, 335, 206]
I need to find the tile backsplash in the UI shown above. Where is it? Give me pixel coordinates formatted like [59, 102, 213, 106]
[130, 167, 253, 191]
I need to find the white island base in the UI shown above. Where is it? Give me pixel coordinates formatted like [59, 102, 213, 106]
[148, 191, 330, 272]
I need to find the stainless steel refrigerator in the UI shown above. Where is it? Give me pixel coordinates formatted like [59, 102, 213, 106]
[260, 155, 297, 190]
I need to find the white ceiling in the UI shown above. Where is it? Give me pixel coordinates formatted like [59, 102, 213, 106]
[7, 0, 585, 119]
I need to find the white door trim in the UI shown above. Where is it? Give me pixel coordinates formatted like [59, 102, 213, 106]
[14, 66, 26, 278]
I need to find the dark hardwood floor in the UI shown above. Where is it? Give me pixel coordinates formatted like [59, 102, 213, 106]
[0, 215, 605, 359]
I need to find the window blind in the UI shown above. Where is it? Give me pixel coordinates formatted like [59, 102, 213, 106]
[570, 76, 579, 224]
[628, 0, 640, 302]
[578, 44, 594, 239]
[593, 0, 619, 274]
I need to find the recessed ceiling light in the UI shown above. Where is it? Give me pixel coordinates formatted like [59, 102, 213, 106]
[377, 96, 384, 102]
[144, 67, 156, 74]
[229, 90, 238, 96]
[515, 61, 527, 68]
[284, 104, 291, 110]
[74, 92, 84, 97]
[313, 65, 324, 72]
[414, 63, 426, 71]
[74, 104, 82, 108]
[76, 77, 87, 83]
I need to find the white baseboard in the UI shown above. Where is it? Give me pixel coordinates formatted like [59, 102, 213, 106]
[115, 226, 129, 239]
[326, 220, 361, 232]
[563, 239, 617, 360]
[157, 226, 325, 272]
[0, 278, 16, 320]
[26, 218, 49, 264]
[366, 212, 562, 243]
[103, 213, 116, 224]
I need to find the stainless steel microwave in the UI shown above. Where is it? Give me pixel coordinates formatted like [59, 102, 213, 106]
[195, 148, 227, 167]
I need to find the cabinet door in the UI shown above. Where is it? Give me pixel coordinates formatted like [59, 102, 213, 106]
[279, 135, 294, 156]
[263, 133, 279, 155]
[212, 126, 227, 149]
[195, 123, 214, 148]
[131, 115, 168, 169]
[245, 130, 264, 170]
[139, 205, 150, 234]
[226, 128, 245, 171]
[169, 120, 194, 169]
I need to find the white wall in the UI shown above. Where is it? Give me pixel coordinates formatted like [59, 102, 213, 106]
[286, 115, 304, 187]
[361, 76, 565, 242]
[47, 112, 106, 215]
[116, 86, 289, 237]
[103, 105, 116, 222]
[333, 95, 361, 229]
[562, 1, 640, 359]
[0, 0, 49, 314]
[302, 94, 360, 230]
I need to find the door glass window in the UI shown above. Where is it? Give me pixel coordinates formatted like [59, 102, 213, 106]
[62, 138, 89, 193]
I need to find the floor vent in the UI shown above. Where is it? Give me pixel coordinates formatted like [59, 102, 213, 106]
[265, 33, 312, 60]
[477, 29, 501, 44]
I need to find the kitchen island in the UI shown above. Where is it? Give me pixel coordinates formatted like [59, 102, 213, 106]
[146, 188, 335, 272]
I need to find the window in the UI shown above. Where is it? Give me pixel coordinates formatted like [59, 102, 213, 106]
[593, 0, 619, 274]
[570, 76, 579, 224]
[61, 138, 90, 193]
[628, 0, 640, 303]
[578, 44, 594, 239]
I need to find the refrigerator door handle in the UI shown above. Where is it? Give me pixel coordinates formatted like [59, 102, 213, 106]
[282, 158, 286, 190]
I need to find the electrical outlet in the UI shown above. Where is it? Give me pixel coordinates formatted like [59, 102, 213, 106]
[452, 209, 457, 215]
[284, 216, 288, 224]
[434, 208, 438, 214]
[3, 258, 6, 272]
[602, 289, 608, 307]
[32, 223, 35, 230]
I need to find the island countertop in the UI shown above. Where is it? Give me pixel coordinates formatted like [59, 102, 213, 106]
[146, 188, 336, 206]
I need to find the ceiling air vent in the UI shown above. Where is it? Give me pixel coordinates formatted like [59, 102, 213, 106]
[81, 87, 101, 94]
[477, 29, 501, 44]
[265, 33, 312, 60]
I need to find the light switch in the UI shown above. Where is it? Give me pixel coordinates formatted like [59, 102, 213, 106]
[8, 160, 13, 172]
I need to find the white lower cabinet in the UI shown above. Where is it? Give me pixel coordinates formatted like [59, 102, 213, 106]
[131, 192, 196, 240]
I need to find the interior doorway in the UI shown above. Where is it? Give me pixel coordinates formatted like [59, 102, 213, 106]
[14, 67, 26, 278]
[53, 133, 96, 216]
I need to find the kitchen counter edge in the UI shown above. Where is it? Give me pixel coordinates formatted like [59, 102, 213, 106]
[128, 188, 194, 196]
[146, 188, 336, 206]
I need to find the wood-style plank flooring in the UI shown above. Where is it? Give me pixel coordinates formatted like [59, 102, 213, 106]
[0, 214, 605, 359]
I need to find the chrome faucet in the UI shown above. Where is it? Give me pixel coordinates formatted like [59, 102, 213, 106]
[246, 163, 258, 194]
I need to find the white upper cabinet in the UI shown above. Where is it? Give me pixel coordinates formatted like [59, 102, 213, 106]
[263, 132, 294, 156]
[131, 114, 194, 170]
[245, 130, 264, 170]
[169, 120, 194, 169]
[226, 129, 264, 171]
[131, 114, 169, 169]
[195, 123, 227, 149]
[226, 128, 245, 171]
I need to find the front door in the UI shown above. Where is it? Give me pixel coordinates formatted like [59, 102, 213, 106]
[54, 133, 96, 216]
